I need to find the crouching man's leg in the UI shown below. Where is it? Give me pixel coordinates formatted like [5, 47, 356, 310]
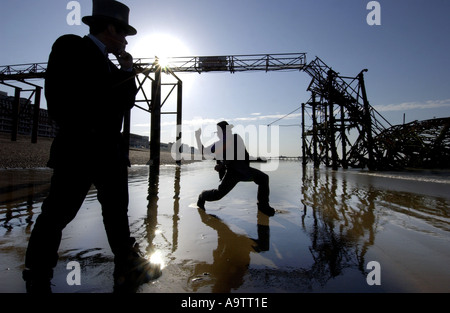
[197, 171, 239, 210]
[249, 168, 275, 216]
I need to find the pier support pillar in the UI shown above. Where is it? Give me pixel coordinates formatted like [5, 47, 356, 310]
[176, 80, 183, 165]
[150, 65, 162, 167]
[359, 70, 375, 170]
[11, 87, 21, 142]
[312, 94, 319, 168]
[301, 102, 307, 166]
[340, 103, 348, 169]
[31, 86, 42, 144]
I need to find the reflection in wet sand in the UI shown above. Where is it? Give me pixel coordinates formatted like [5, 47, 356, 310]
[189, 209, 269, 293]
[299, 165, 450, 292]
[0, 170, 52, 235]
[300, 166, 378, 287]
[0, 162, 449, 292]
[145, 166, 160, 264]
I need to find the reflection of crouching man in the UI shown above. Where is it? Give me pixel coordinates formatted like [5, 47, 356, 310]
[195, 121, 275, 216]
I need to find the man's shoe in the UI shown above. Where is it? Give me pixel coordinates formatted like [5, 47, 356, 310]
[22, 269, 52, 293]
[113, 253, 162, 293]
[257, 203, 275, 217]
[197, 195, 205, 210]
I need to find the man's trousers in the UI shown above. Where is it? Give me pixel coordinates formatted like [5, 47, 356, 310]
[24, 159, 132, 275]
[200, 167, 270, 205]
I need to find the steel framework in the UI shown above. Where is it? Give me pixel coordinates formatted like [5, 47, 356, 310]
[0, 53, 307, 167]
[301, 56, 393, 170]
[131, 53, 306, 166]
[134, 53, 307, 74]
[300, 57, 449, 170]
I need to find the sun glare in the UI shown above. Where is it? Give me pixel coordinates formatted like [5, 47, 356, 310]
[129, 32, 196, 134]
[149, 250, 166, 269]
[130, 33, 191, 66]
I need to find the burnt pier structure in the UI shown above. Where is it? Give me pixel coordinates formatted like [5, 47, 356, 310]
[301, 57, 449, 170]
[1, 53, 449, 170]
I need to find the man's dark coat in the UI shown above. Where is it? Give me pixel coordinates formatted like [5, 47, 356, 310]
[45, 34, 137, 167]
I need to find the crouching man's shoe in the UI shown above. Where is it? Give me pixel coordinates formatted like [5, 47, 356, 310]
[257, 203, 275, 217]
[197, 194, 205, 210]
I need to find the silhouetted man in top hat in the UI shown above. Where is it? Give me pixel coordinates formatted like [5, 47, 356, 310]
[23, 0, 159, 293]
[195, 121, 275, 216]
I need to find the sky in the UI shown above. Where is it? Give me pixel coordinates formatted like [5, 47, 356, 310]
[1, 0, 450, 157]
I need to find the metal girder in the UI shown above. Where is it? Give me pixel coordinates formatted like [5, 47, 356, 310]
[0, 63, 47, 81]
[133, 53, 307, 74]
[0, 53, 307, 81]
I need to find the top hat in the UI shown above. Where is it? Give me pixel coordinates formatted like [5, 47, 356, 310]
[82, 0, 137, 36]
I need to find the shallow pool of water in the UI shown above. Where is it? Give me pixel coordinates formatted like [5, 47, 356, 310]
[1, 161, 449, 293]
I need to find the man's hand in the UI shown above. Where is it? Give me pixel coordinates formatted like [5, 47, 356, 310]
[195, 128, 202, 138]
[115, 51, 133, 71]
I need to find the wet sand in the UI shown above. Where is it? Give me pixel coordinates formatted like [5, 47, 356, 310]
[0, 133, 179, 168]
[1, 159, 449, 294]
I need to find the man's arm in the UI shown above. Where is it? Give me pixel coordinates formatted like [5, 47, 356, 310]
[195, 128, 218, 157]
[195, 128, 204, 155]
[45, 35, 85, 128]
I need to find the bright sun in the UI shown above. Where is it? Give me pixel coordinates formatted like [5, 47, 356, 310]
[129, 33, 191, 65]
[129, 32, 196, 106]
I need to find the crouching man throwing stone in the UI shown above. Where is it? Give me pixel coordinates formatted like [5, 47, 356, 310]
[195, 121, 275, 217]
